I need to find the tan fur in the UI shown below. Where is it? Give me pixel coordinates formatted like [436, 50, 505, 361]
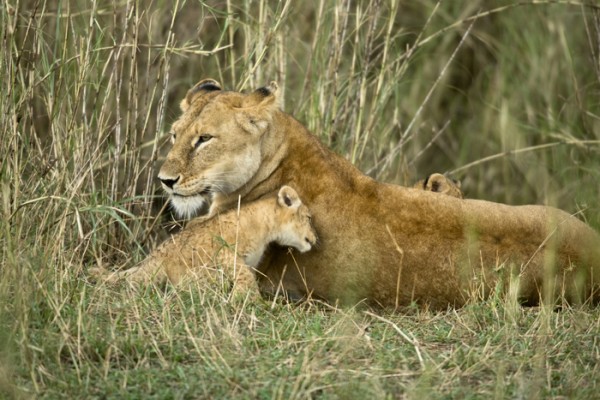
[413, 173, 463, 199]
[157, 79, 600, 309]
[98, 186, 317, 298]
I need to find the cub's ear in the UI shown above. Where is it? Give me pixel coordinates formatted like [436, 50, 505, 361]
[277, 185, 302, 210]
[425, 173, 462, 196]
[180, 79, 222, 112]
[424, 173, 445, 192]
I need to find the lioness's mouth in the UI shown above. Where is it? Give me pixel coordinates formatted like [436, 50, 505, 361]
[172, 186, 212, 198]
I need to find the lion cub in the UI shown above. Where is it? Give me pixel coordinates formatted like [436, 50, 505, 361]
[99, 186, 317, 297]
[413, 173, 463, 198]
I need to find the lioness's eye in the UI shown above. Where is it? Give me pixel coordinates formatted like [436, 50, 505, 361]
[195, 134, 213, 148]
[170, 133, 176, 143]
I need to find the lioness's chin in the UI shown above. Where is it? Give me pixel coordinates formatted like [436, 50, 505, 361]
[169, 195, 208, 219]
[298, 244, 312, 253]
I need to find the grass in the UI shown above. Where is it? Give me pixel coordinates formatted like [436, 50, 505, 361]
[2, 0, 600, 398]
[3, 281, 600, 398]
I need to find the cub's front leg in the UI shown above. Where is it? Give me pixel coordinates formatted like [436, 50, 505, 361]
[212, 250, 260, 299]
[230, 262, 261, 300]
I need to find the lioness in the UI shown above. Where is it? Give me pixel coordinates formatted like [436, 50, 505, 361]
[100, 186, 317, 296]
[413, 173, 463, 199]
[157, 78, 600, 309]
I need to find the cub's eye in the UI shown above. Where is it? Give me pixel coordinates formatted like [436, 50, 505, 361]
[171, 133, 176, 143]
[195, 134, 213, 148]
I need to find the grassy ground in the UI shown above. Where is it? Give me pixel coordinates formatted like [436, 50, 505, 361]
[2, 0, 600, 398]
[3, 281, 600, 399]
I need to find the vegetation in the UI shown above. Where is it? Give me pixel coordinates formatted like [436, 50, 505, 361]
[1, 0, 600, 398]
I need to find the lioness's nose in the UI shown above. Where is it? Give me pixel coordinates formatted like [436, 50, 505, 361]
[159, 175, 180, 189]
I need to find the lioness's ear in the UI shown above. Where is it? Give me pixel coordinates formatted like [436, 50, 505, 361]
[236, 81, 280, 134]
[180, 79, 222, 112]
[277, 186, 301, 210]
[244, 81, 280, 109]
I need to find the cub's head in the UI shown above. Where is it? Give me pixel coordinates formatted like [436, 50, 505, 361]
[159, 79, 280, 218]
[273, 186, 317, 253]
[413, 173, 463, 199]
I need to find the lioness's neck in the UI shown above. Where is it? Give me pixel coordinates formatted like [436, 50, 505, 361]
[215, 113, 289, 208]
[249, 112, 367, 203]
[213, 110, 366, 216]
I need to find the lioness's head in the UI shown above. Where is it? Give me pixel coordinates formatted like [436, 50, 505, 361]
[159, 79, 280, 218]
[273, 186, 317, 253]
